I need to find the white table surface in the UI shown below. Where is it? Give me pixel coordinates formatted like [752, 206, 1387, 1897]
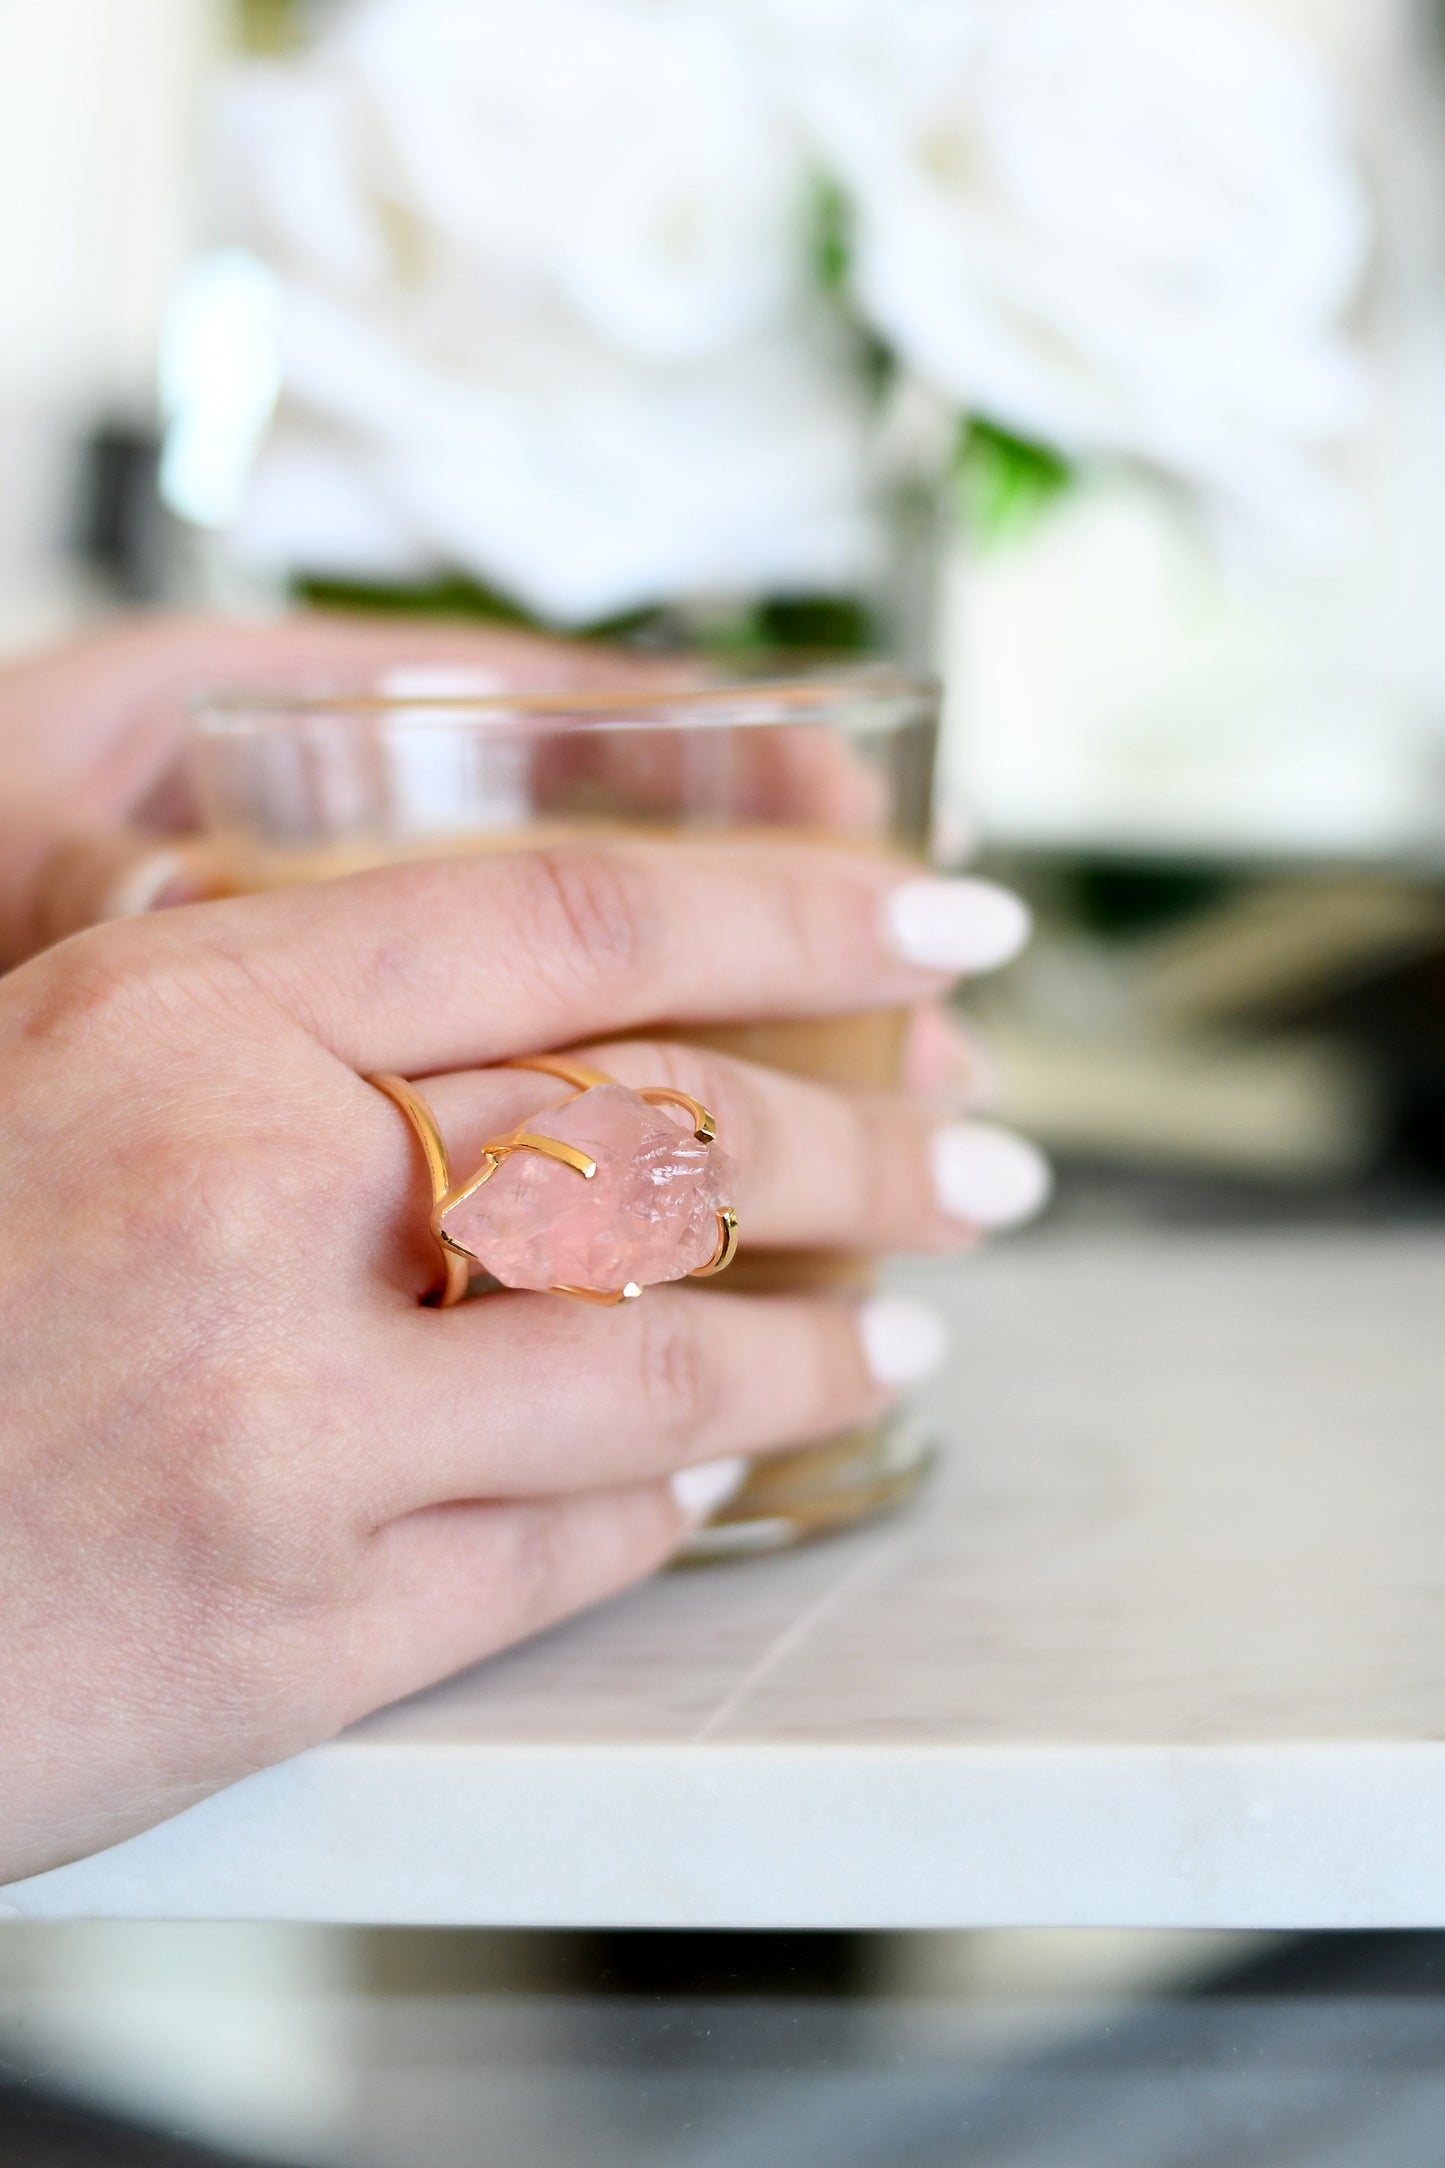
[8, 1228, 1445, 1931]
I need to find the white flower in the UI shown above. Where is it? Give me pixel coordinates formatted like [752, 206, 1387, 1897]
[205, 0, 1369, 605]
[218, 0, 882, 619]
[337, 0, 808, 364]
[771, 0, 1370, 545]
[234, 287, 880, 622]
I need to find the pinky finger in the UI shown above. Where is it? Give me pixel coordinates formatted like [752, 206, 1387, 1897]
[350, 1476, 718, 1715]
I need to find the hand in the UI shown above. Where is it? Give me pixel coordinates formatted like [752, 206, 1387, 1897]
[0, 837, 1043, 1885]
[0, 612, 691, 968]
[0, 611, 998, 1097]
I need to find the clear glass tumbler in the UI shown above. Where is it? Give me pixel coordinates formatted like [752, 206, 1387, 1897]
[190, 670, 941, 1555]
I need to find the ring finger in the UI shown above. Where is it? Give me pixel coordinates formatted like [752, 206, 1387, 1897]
[412, 1037, 1050, 1263]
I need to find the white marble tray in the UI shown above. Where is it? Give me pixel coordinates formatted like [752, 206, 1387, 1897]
[8, 1230, 1445, 1929]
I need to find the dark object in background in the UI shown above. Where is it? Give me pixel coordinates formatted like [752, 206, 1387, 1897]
[0, 2076, 300, 2168]
[339, 1929, 1445, 2167]
[582, 1928, 871, 1999]
[73, 422, 168, 603]
[8, 1932, 1445, 2165]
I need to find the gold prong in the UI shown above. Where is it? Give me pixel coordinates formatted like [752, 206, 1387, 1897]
[437, 1132, 598, 1231]
[637, 1086, 716, 1143]
[492, 1132, 598, 1179]
[430, 1131, 596, 1292]
[690, 1205, 739, 1279]
[552, 1281, 643, 1306]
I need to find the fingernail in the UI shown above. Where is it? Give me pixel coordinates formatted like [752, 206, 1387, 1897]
[858, 1295, 950, 1387]
[100, 848, 206, 920]
[671, 1455, 748, 1524]
[932, 1122, 1053, 1230]
[884, 878, 1031, 974]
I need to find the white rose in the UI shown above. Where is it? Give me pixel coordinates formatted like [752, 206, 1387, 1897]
[224, 0, 810, 361]
[771, 0, 1369, 544]
[216, 0, 882, 620]
[233, 284, 880, 623]
[335, 0, 808, 364]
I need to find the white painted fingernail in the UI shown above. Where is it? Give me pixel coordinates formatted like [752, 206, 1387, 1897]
[671, 1455, 748, 1523]
[859, 1295, 949, 1387]
[933, 1122, 1053, 1229]
[100, 847, 195, 920]
[884, 878, 1031, 974]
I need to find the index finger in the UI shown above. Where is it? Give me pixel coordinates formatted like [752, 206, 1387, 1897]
[0, 612, 693, 965]
[188, 839, 1031, 1074]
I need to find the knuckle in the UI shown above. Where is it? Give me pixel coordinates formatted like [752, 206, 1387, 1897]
[156, 1343, 284, 1535]
[638, 1298, 723, 1459]
[154, 1336, 360, 1623]
[765, 855, 885, 989]
[122, 1127, 304, 1291]
[852, 1108, 901, 1241]
[13, 924, 185, 1054]
[521, 845, 653, 991]
[501, 1503, 564, 1618]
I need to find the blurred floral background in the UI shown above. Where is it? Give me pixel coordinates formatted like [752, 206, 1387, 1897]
[191, 0, 1368, 630]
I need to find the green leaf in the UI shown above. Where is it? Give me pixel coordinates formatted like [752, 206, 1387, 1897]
[294, 571, 546, 627]
[956, 417, 1072, 549]
[234, 0, 304, 53]
[291, 573, 878, 661]
[704, 593, 879, 662]
[810, 177, 854, 298]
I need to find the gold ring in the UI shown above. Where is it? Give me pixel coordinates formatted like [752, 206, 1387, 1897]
[369, 1053, 740, 1309]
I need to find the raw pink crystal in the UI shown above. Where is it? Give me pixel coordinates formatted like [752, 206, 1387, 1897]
[441, 1082, 738, 1294]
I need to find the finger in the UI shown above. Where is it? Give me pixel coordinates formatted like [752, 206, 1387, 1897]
[903, 1002, 1001, 1109]
[417, 1040, 1046, 1255]
[0, 610, 690, 821]
[586, 1036, 1045, 1238]
[350, 1480, 689, 1716]
[25, 836, 223, 954]
[180, 839, 1031, 1074]
[362, 1284, 943, 1511]
[0, 612, 691, 964]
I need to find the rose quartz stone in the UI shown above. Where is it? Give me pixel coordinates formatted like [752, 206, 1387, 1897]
[441, 1082, 738, 1294]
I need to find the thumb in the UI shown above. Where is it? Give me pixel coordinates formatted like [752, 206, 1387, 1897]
[13, 832, 220, 962]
